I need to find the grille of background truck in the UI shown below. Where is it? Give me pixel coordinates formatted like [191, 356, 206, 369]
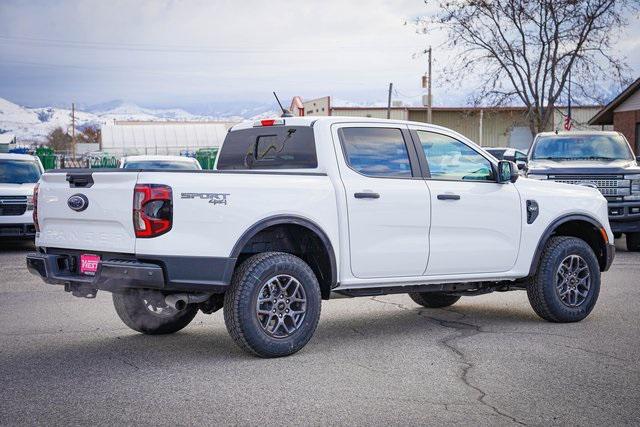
[548, 175, 631, 198]
[0, 196, 28, 216]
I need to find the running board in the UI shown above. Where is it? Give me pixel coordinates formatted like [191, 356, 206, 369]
[332, 282, 481, 298]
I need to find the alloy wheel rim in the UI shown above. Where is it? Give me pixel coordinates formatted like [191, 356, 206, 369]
[256, 274, 307, 338]
[556, 255, 591, 307]
[143, 299, 178, 317]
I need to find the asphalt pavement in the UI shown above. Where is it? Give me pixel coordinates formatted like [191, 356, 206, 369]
[0, 239, 638, 425]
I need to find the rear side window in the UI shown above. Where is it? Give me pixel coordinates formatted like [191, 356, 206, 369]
[217, 126, 317, 170]
[338, 127, 412, 177]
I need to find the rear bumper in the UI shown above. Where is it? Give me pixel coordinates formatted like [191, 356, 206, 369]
[0, 223, 36, 239]
[26, 250, 236, 294]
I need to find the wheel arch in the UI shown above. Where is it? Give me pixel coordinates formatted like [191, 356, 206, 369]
[230, 215, 337, 299]
[528, 214, 610, 275]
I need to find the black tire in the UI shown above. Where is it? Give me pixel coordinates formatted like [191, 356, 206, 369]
[223, 252, 321, 358]
[527, 236, 600, 323]
[408, 292, 460, 308]
[112, 289, 198, 334]
[626, 232, 640, 252]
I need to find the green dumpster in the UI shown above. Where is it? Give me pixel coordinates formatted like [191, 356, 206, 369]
[35, 147, 56, 170]
[195, 148, 219, 170]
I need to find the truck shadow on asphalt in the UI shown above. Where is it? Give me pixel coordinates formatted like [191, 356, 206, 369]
[0, 240, 35, 253]
[5, 302, 568, 372]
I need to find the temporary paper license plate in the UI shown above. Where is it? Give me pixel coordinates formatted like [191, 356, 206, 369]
[80, 254, 100, 276]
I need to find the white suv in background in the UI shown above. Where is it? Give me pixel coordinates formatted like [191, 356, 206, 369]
[119, 155, 202, 170]
[0, 153, 43, 239]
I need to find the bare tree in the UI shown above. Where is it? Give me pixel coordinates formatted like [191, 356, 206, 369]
[417, 0, 639, 133]
[46, 127, 72, 153]
[77, 126, 101, 145]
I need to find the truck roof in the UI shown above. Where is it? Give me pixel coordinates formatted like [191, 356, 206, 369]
[536, 130, 622, 137]
[230, 116, 460, 134]
[0, 153, 39, 161]
[121, 155, 197, 162]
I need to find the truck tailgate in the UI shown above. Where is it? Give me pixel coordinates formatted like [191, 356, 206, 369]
[36, 172, 138, 253]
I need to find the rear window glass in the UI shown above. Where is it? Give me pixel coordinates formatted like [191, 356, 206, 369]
[217, 126, 317, 170]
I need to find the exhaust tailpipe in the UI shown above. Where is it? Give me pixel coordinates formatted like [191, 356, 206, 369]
[165, 293, 211, 311]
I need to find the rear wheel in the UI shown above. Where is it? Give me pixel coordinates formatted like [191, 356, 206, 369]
[527, 236, 600, 323]
[626, 232, 640, 252]
[408, 292, 460, 308]
[113, 289, 198, 334]
[224, 252, 321, 358]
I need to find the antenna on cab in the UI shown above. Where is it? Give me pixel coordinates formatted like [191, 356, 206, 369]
[273, 92, 293, 117]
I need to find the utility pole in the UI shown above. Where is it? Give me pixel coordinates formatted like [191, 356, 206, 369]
[427, 46, 432, 123]
[71, 102, 76, 157]
[387, 82, 393, 119]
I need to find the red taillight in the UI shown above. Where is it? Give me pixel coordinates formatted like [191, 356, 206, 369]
[133, 184, 173, 238]
[33, 183, 40, 232]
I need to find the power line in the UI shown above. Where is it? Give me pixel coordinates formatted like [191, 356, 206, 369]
[0, 34, 412, 54]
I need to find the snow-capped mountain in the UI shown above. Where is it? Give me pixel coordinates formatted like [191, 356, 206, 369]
[86, 100, 202, 121]
[0, 98, 277, 142]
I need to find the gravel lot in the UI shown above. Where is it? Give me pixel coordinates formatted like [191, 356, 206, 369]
[1, 239, 639, 425]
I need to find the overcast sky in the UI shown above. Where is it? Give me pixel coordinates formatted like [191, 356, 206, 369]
[1, 0, 638, 112]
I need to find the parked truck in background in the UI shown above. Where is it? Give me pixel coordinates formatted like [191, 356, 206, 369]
[527, 131, 640, 251]
[27, 117, 614, 357]
[0, 153, 43, 239]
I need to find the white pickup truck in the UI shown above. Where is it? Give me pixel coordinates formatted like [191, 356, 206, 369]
[27, 117, 615, 357]
[0, 153, 43, 239]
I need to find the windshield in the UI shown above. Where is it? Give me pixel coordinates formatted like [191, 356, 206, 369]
[0, 160, 41, 184]
[531, 134, 633, 161]
[123, 160, 199, 170]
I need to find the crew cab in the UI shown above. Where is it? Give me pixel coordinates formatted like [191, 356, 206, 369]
[0, 153, 43, 239]
[527, 131, 640, 251]
[27, 117, 614, 357]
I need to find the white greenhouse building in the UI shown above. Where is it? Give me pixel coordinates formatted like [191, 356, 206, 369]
[100, 122, 235, 155]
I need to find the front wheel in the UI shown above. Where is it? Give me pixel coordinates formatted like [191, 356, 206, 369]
[223, 252, 321, 358]
[626, 232, 640, 252]
[113, 289, 198, 334]
[527, 236, 600, 323]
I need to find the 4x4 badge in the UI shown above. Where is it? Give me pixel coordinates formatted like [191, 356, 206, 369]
[181, 192, 230, 205]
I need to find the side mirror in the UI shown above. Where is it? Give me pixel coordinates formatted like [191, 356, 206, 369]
[636, 156, 640, 163]
[516, 161, 527, 171]
[497, 160, 519, 183]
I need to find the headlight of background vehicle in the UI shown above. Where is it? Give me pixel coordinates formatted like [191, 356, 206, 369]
[26, 195, 34, 211]
[527, 174, 548, 180]
[625, 174, 640, 200]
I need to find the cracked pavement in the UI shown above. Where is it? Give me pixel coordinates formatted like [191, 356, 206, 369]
[1, 239, 639, 425]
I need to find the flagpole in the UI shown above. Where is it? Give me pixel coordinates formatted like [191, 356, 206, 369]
[566, 70, 572, 131]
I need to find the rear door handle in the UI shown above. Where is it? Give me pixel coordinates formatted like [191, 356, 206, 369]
[437, 194, 460, 200]
[354, 192, 380, 199]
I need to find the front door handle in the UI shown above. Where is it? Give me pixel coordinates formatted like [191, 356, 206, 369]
[437, 194, 461, 200]
[354, 192, 380, 199]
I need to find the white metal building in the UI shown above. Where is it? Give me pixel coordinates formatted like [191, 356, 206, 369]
[100, 122, 231, 155]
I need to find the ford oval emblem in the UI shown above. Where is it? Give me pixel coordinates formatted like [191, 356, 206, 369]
[67, 194, 89, 212]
